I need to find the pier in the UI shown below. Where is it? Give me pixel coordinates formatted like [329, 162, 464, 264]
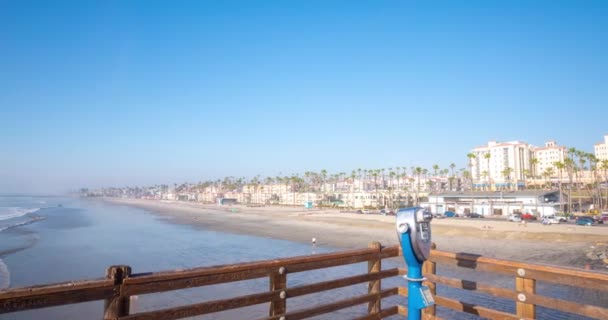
[1, 242, 607, 319]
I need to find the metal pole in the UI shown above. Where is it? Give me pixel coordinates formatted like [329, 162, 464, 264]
[400, 232, 422, 320]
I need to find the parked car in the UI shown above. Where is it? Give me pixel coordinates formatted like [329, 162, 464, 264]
[541, 215, 560, 225]
[444, 211, 458, 218]
[508, 214, 522, 222]
[555, 215, 568, 222]
[599, 214, 608, 223]
[433, 213, 445, 219]
[356, 210, 363, 214]
[520, 213, 537, 221]
[576, 216, 596, 226]
[380, 209, 395, 216]
[465, 212, 484, 218]
[363, 209, 371, 214]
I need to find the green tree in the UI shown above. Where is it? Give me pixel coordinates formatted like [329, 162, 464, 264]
[484, 152, 492, 190]
[554, 161, 566, 213]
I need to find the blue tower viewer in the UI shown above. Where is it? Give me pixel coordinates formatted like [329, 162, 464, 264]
[396, 207, 435, 320]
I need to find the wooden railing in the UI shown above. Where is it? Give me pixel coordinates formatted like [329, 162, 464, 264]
[1, 242, 607, 319]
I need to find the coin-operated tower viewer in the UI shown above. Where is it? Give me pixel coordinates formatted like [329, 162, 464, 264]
[396, 207, 435, 320]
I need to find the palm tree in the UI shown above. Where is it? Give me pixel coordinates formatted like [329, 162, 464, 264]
[467, 153, 476, 189]
[554, 161, 566, 213]
[542, 167, 555, 189]
[432, 164, 439, 191]
[501, 167, 513, 190]
[414, 167, 423, 205]
[484, 152, 492, 190]
[530, 157, 539, 181]
[601, 160, 608, 209]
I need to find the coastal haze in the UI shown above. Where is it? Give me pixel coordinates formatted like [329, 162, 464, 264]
[1, 1, 608, 320]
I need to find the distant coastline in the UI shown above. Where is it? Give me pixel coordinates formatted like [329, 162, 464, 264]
[103, 197, 608, 271]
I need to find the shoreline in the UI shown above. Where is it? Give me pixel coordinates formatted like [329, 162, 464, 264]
[102, 198, 608, 271]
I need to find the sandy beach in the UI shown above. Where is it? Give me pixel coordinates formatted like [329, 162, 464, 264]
[104, 198, 608, 271]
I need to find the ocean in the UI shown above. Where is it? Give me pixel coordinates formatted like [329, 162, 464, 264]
[0, 197, 603, 320]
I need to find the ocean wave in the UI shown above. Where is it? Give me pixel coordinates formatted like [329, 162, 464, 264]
[0, 207, 41, 221]
[0, 258, 9, 289]
[0, 216, 46, 233]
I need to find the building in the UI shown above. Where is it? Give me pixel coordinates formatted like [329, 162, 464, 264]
[532, 141, 567, 177]
[424, 191, 564, 218]
[470, 140, 533, 189]
[594, 134, 608, 161]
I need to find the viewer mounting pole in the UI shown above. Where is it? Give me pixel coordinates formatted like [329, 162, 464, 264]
[396, 207, 434, 320]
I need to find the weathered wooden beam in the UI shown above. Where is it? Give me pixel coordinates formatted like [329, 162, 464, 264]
[425, 273, 516, 301]
[268, 267, 286, 317]
[367, 241, 382, 315]
[422, 252, 437, 319]
[525, 291, 608, 319]
[429, 250, 608, 291]
[353, 305, 399, 320]
[262, 287, 399, 320]
[434, 296, 525, 320]
[104, 265, 132, 319]
[124, 246, 384, 285]
[286, 268, 399, 299]
[122, 268, 270, 296]
[119, 290, 277, 320]
[0, 282, 115, 314]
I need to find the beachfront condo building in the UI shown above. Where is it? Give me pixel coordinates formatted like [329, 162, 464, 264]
[470, 140, 533, 189]
[594, 134, 608, 161]
[532, 140, 568, 177]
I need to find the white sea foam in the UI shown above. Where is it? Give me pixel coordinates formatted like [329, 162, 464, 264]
[0, 258, 9, 289]
[0, 216, 46, 232]
[0, 207, 41, 221]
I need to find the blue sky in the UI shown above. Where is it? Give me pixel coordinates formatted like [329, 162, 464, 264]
[1, 1, 607, 194]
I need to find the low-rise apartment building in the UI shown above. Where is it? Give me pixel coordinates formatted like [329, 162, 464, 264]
[423, 190, 564, 218]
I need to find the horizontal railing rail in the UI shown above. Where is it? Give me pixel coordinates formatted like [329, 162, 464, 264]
[1, 242, 606, 319]
[412, 249, 608, 320]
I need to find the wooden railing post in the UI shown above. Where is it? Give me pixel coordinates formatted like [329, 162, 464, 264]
[422, 243, 437, 320]
[368, 241, 382, 315]
[515, 267, 536, 319]
[269, 266, 287, 317]
[104, 265, 132, 320]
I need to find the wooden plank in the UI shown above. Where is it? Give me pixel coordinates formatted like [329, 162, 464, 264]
[398, 286, 408, 296]
[429, 251, 608, 291]
[104, 265, 132, 320]
[124, 247, 381, 285]
[119, 290, 277, 320]
[268, 268, 286, 316]
[526, 291, 608, 319]
[434, 296, 522, 320]
[122, 268, 270, 296]
[0, 284, 115, 314]
[425, 274, 516, 301]
[515, 276, 535, 319]
[367, 241, 381, 315]
[282, 252, 382, 273]
[286, 268, 399, 298]
[353, 305, 398, 320]
[422, 258, 437, 318]
[398, 304, 407, 316]
[263, 288, 399, 320]
[0, 278, 113, 299]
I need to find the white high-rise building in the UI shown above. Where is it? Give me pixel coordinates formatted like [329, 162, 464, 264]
[594, 134, 608, 161]
[470, 140, 534, 189]
[533, 141, 567, 177]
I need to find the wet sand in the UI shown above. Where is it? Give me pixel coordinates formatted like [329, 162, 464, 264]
[104, 198, 608, 271]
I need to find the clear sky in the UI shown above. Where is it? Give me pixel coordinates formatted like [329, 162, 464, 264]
[1, 1, 607, 194]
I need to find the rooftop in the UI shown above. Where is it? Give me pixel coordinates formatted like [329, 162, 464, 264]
[432, 190, 559, 198]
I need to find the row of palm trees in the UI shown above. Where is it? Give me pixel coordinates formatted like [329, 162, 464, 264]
[93, 148, 608, 211]
[466, 148, 608, 211]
